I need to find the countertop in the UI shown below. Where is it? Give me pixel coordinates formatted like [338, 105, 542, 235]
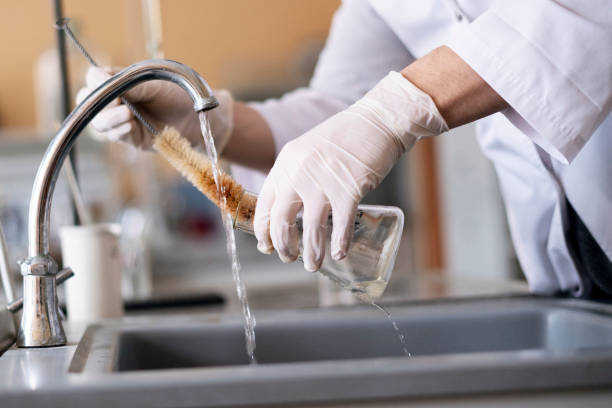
[3, 294, 612, 408]
[0, 274, 533, 407]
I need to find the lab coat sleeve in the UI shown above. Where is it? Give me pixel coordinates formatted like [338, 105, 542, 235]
[232, 0, 412, 191]
[231, 89, 348, 192]
[249, 0, 413, 156]
[446, 0, 612, 164]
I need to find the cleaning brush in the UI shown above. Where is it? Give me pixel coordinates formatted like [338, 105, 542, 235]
[152, 127, 257, 226]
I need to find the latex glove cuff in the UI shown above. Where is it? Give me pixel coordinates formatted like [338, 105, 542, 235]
[351, 71, 449, 152]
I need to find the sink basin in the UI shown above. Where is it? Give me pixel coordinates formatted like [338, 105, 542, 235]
[117, 306, 543, 370]
[67, 296, 612, 406]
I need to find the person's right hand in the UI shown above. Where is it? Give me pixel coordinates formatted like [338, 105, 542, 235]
[76, 66, 234, 150]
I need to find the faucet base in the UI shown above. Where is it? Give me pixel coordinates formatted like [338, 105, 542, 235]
[17, 256, 67, 348]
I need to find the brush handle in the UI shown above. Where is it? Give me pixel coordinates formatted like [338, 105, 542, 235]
[56, 18, 158, 135]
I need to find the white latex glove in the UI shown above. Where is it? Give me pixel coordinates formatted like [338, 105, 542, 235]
[76, 67, 233, 150]
[254, 71, 448, 271]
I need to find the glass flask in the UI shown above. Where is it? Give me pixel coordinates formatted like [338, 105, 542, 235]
[233, 192, 404, 301]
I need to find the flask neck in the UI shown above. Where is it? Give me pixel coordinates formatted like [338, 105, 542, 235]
[233, 191, 257, 234]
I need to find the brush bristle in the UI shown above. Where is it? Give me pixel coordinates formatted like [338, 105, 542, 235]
[152, 127, 255, 223]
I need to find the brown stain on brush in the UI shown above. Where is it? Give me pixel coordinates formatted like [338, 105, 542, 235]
[152, 127, 256, 224]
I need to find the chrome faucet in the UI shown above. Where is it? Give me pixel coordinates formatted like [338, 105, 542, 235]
[17, 59, 218, 347]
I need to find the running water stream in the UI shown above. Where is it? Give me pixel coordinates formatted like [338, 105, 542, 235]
[371, 302, 410, 357]
[198, 111, 408, 361]
[199, 111, 257, 363]
[354, 289, 410, 357]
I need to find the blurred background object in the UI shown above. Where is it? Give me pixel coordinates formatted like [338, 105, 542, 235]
[0, 0, 522, 313]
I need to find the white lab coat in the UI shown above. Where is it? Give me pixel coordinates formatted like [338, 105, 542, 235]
[232, 0, 612, 295]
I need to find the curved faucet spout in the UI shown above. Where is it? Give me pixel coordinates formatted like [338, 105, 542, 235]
[28, 59, 218, 257]
[18, 59, 218, 348]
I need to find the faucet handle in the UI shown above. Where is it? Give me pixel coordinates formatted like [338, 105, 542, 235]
[7, 267, 74, 313]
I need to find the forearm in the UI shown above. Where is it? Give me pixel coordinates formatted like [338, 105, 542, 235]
[401, 46, 508, 129]
[222, 88, 348, 172]
[220, 46, 502, 172]
[222, 102, 276, 172]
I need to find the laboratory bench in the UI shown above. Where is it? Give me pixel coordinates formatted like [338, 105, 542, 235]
[2, 271, 612, 408]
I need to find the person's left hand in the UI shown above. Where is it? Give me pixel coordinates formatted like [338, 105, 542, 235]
[76, 67, 234, 151]
[254, 71, 448, 271]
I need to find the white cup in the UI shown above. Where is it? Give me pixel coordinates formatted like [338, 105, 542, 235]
[59, 223, 123, 323]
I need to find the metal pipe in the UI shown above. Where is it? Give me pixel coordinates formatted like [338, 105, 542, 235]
[52, 0, 71, 120]
[63, 160, 92, 225]
[52, 0, 81, 225]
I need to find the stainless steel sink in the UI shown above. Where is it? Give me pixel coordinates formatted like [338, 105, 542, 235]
[67, 296, 612, 407]
[116, 306, 544, 370]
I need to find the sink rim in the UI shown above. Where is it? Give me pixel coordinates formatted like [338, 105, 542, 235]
[70, 295, 612, 371]
[65, 296, 612, 406]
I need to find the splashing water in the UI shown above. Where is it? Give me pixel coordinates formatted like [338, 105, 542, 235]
[199, 111, 257, 364]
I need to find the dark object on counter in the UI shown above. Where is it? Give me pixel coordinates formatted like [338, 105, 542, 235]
[59, 293, 224, 315]
[123, 293, 225, 311]
[565, 198, 612, 300]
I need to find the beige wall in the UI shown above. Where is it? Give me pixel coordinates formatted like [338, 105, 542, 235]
[0, 0, 339, 130]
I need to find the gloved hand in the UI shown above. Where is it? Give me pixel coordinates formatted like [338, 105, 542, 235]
[76, 66, 234, 150]
[254, 71, 448, 271]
